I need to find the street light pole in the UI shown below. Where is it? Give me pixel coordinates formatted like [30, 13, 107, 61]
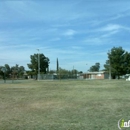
[37, 49, 40, 80]
[86, 64, 87, 79]
[108, 51, 111, 80]
[73, 66, 74, 79]
[109, 59, 111, 80]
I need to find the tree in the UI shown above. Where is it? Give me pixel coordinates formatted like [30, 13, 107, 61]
[104, 47, 130, 79]
[89, 62, 100, 72]
[27, 53, 49, 74]
[49, 70, 56, 74]
[5, 64, 11, 76]
[18, 66, 25, 77]
[78, 71, 83, 74]
[59, 67, 68, 75]
[0, 64, 25, 79]
[123, 51, 130, 74]
[11, 64, 25, 78]
[0, 66, 4, 78]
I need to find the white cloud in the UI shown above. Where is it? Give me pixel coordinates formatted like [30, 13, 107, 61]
[49, 37, 61, 42]
[71, 46, 82, 50]
[0, 1, 85, 23]
[92, 23, 130, 34]
[101, 30, 118, 38]
[91, 10, 130, 26]
[100, 24, 121, 32]
[1, 0, 130, 72]
[63, 29, 76, 36]
[83, 37, 105, 45]
[88, 24, 130, 39]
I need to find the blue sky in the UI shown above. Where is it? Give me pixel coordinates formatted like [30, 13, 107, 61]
[1, 0, 130, 72]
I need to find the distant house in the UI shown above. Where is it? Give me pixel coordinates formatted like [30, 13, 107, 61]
[80, 71, 109, 79]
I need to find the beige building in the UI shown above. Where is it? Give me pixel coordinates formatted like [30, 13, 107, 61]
[81, 71, 109, 79]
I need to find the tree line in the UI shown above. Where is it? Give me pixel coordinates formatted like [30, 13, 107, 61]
[1, 46, 130, 79]
[26, 46, 130, 79]
[0, 64, 25, 79]
[27, 54, 79, 79]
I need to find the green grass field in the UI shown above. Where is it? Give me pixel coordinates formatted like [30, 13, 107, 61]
[0, 79, 130, 130]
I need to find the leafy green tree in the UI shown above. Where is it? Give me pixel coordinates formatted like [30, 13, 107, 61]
[59, 67, 69, 75]
[11, 64, 25, 78]
[49, 70, 56, 74]
[18, 66, 25, 77]
[89, 62, 100, 72]
[104, 60, 109, 71]
[104, 47, 130, 78]
[0, 64, 25, 79]
[123, 51, 130, 74]
[58, 67, 78, 79]
[0, 66, 4, 78]
[5, 64, 11, 76]
[11, 64, 19, 77]
[27, 53, 50, 74]
[0, 64, 11, 78]
[78, 71, 83, 74]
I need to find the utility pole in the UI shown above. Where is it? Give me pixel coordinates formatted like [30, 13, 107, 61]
[73, 66, 74, 78]
[108, 51, 111, 80]
[86, 64, 88, 79]
[109, 59, 111, 80]
[37, 49, 40, 81]
[57, 58, 59, 75]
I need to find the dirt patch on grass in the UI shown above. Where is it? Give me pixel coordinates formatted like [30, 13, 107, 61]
[28, 101, 70, 110]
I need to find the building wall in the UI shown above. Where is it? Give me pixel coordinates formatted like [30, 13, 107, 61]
[95, 74, 104, 79]
[82, 73, 109, 79]
[88, 74, 104, 79]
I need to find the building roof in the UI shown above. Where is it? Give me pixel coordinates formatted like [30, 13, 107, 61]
[84, 71, 108, 74]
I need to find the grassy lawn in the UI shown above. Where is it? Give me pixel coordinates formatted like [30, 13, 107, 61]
[0, 79, 130, 130]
